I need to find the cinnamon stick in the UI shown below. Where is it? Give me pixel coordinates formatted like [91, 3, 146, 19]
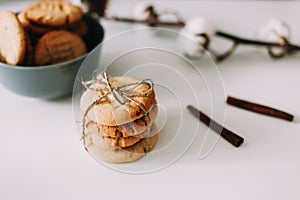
[227, 96, 294, 122]
[187, 105, 244, 147]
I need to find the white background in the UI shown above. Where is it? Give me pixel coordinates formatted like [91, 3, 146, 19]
[1, 1, 300, 200]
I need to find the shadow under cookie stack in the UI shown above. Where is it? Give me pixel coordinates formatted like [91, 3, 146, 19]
[81, 73, 159, 163]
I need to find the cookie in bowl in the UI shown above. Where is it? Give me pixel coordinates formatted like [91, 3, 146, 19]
[0, 11, 27, 65]
[34, 30, 87, 65]
[24, 0, 83, 27]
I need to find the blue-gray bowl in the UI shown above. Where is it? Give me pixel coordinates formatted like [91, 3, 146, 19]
[0, 14, 104, 99]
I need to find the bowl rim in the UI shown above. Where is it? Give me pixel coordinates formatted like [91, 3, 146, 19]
[0, 53, 88, 71]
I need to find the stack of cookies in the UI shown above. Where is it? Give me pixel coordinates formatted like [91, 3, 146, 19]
[0, 0, 88, 66]
[81, 75, 159, 163]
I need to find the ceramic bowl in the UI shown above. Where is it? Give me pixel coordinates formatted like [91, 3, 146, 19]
[0, 14, 104, 99]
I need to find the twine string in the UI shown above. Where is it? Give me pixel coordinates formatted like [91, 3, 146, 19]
[80, 71, 154, 150]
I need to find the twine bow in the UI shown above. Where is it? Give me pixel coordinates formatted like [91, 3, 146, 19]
[81, 71, 154, 149]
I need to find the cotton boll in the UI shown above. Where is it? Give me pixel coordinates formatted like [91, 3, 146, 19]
[257, 18, 290, 56]
[132, 3, 160, 34]
[178, 16, 215, 58]
[178, 29, 208, 58]
[134, 3, 152, 20]
[258, 18, 290, 42]
[184, 16, 215, 38]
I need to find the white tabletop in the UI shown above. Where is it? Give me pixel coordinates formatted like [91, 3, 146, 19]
[1, 1, 300, 200]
